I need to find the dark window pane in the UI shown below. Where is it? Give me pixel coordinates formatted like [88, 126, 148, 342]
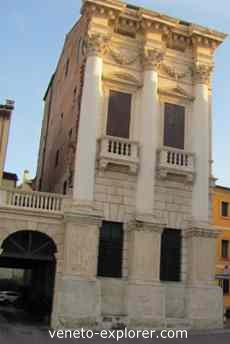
[164, 103, 185, 149]
[221, 202, 229, 217]
[222, 240, 229, 258]
[65, 58, 70, 77]
[97, 221, 123, 278]
[223, 279, 229, 295]
[55, 150, 59, 167]
[160, 228, 182, 282]
[106, 91, 131, 139]
[63, 181, 68, 195]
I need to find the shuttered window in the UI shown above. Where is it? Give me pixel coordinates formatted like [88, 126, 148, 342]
[221, 202, 229, 217]
[222, 240, 229, 258]
[106, 91, 131, 139]
[223, 280, 230, 295]
[160, 228, 182, 282]
[164, 103, 185, 149]
[97, 221, 124, 278]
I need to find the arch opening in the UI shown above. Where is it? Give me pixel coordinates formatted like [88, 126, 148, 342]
[0, 230, 57, 326]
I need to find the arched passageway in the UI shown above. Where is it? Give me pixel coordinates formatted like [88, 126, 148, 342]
[0, 230, 57, 325]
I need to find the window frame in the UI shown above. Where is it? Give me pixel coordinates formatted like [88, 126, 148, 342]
[163, 102, 186, 150]
[160, 228, 182, 282]
[221, 240, 229, 259]
[102, 82, 136, 141]
[55, 149, 60, 168]
[223, 279, 230, 295]
[97, 221, 124, 279]
[65, 58, 70, 78]
[159, 97, 190, 152]
[221, 201, 229, 218]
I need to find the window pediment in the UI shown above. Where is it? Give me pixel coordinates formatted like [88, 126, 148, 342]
[103, 71, 142, 88]
[158, 86, 194, 102]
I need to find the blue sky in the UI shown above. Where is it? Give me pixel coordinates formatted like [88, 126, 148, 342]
[0, 0, 229, 185]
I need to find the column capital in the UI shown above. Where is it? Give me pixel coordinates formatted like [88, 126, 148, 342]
[183, 223, 220, 239]
[87, 33, 110, 58]
[63, 199, 103, 226]
[142, 48, 165, 71]
[128, 219, 164, 234]
[192, 63, 213, 85]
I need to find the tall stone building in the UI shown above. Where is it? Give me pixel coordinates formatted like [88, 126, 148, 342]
[35, 0, 227, 329]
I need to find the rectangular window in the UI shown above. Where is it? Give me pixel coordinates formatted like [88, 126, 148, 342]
[221, 202, 229, 217]
[106, 90, 131, 139]
[55, 150, 60, 168]
[222, 240, 229, 259]
[97, 221, 124, 278]
[160, 228, 182, 282]
[65, 58, 70, 77]
[223, 279, 230, 295]
[63, 181, 68, 195]
[164, 103, 185, 149]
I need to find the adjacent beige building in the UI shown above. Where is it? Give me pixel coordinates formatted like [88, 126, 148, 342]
[0, 0, 227, 330]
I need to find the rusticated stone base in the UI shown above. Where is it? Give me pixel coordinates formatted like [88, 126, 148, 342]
[126, 282, 166, 329]
[186, 285, 223, 329]
[51, 277, 100, 329]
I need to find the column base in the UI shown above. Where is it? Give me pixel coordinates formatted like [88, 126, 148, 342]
[51, 276, 100, 329]
[186, 285, 223, 329]
[126, 281, 166, 329]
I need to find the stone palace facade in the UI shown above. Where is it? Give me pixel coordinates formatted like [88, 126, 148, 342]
[0, 0, 227, 330]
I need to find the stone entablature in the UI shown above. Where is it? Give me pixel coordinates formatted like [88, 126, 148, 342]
[83, 31, 217, 84]
[82, 0, 226, 54]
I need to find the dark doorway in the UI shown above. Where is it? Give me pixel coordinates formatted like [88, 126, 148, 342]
[0, 230, 57, 326]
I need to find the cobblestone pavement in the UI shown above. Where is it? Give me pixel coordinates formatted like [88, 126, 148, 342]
[0, 308, 230, 344]
[0, 323, 230, 344]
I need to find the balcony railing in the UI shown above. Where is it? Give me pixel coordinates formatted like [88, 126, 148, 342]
[98, 136, 139, 174]
[0, 188, 65, 213]
[157, 148, 195, 182]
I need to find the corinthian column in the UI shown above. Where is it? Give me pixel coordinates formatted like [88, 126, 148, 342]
[136, 49, 164, 215]
[73, 34, 108, 202]
[192, 63, 213, 222]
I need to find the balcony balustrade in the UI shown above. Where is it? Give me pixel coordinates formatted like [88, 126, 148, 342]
[0, 188, 65, 213]
[157, 148, 195, 182]
[98, 136, 139, 174]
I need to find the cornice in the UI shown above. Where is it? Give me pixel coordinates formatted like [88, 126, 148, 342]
[82, 1, 227, 52]
[81, 0, 124, 18]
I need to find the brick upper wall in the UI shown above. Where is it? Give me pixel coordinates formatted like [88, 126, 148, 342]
[36, 15, 89, 193]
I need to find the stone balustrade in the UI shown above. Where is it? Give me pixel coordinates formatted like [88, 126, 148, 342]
[157, 148, 195, 182]
[0, 188, 65, 213]
[98, 136, 139, 174]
